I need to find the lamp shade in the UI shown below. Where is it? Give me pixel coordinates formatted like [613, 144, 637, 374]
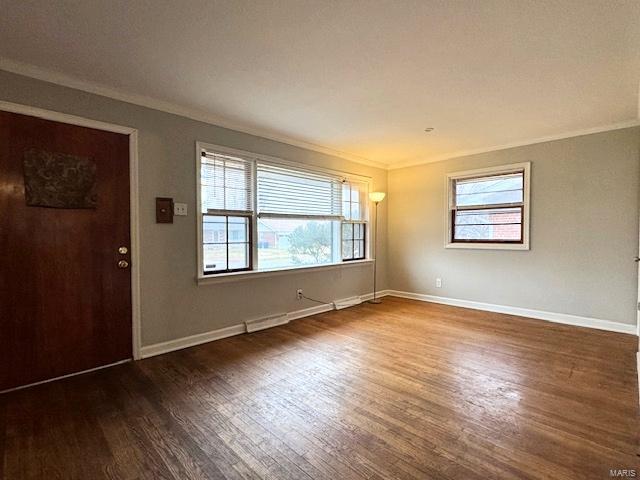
[369, 191, 386, 203]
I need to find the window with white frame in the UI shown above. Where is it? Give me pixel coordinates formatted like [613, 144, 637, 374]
[446, 163, 530, 249]
[200, 152, 254, 273]
[198, 144, 370, 275]
[257, 162, 344, 269]
[341, 180, 367, 261]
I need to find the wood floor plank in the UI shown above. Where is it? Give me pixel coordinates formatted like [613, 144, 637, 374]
[1, 297, 638, 479]
[238, 330, 561, 479]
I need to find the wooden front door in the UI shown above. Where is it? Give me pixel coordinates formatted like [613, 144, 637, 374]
[0, 110, 132, 391]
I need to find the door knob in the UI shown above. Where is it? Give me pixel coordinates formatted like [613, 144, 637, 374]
[118, 260, 129, 269]
[635, 257, 640, 263]
[118, 246, 128, 255]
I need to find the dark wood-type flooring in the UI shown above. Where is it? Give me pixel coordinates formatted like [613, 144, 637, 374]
[1, 297, 638, 479]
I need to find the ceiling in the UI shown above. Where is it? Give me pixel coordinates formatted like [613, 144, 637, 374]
[0, 0, 638, 168]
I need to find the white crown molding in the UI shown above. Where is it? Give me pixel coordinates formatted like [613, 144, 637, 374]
[0, 57, 387, 170]
[2, 57, 639, 173]
[389, 119, 640, 170]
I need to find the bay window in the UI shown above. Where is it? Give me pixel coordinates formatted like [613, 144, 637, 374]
[197, 143, 370, 277]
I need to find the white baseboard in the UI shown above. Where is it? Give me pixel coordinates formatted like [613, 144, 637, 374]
[286, 303, 334, 321]
[245, 313, 288, 333]
[140, 288, 634, 359]
[140, 291, 391, 358]
[333, 295, 363, 310]
[386, 290, 637, 335]
[361, 290, 392, 302]
[140, 324, 246, 358]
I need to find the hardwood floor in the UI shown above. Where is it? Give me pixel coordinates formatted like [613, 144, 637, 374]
[1, 296, 638, 479]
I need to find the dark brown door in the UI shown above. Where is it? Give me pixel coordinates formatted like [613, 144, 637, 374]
[0, 110, 132, 391]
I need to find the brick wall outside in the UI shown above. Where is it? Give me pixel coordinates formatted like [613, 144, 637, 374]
[490, 211, 521, 240]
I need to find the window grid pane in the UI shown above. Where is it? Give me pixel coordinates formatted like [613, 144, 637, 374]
[452, 206, 523, 243]
[342, 223, 353, 241]
[451, 169, 525, 244]
[342, 240, 353, 260]
[203, 244, 227, 272]
[203, 214, 251, 274]
[342, 222, 366, 260]
[342, 181, 367, 222]
[257, 218, 335, 270]
[454, 172, 524, 208]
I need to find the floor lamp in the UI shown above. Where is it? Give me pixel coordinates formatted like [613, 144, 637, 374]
[368, 191, 386, 304]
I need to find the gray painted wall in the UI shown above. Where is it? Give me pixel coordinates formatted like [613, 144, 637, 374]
[1, 67, 637, 344]
[388, 127, 640, 325]
[0, 70, 388, 346]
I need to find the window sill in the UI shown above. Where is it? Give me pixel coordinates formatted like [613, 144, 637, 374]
[445, 242, 530, 251]
[197, 259, 374, 285]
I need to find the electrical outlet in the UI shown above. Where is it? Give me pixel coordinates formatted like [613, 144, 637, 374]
[174, 202, 188, 216]
[436, 278, 442, 288]
[296, 289, 303, 300]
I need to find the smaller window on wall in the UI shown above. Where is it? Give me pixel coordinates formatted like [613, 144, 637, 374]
[341, 180, 368, 261]
[446, 162, 530, 250]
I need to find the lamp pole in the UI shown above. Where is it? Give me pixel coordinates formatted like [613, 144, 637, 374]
[367, 191, 385, 304]
[371, 199, 381, 303]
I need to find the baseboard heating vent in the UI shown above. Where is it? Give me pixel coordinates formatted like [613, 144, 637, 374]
[245, 313, 289, 333]
[333, 296, 363, 310]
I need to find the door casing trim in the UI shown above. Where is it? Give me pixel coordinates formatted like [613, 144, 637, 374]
[0, 100, 142, 360]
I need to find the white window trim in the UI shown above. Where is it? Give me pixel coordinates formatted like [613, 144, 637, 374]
[444, 162, 531, 250]
[197, 258, 374, 285]
[196, 141, 372, 283]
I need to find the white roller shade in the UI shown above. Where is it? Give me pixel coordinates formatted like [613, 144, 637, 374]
[201, 151, 254, 212]
[257, 163, 343, 219]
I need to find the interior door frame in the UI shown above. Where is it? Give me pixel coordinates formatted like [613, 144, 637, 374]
[0, 100, 142, 361]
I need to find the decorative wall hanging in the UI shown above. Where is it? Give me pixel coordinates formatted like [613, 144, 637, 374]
[23, 149, 97, 209]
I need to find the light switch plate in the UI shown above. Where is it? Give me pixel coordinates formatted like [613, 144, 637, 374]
[174, 202, 188, 216]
